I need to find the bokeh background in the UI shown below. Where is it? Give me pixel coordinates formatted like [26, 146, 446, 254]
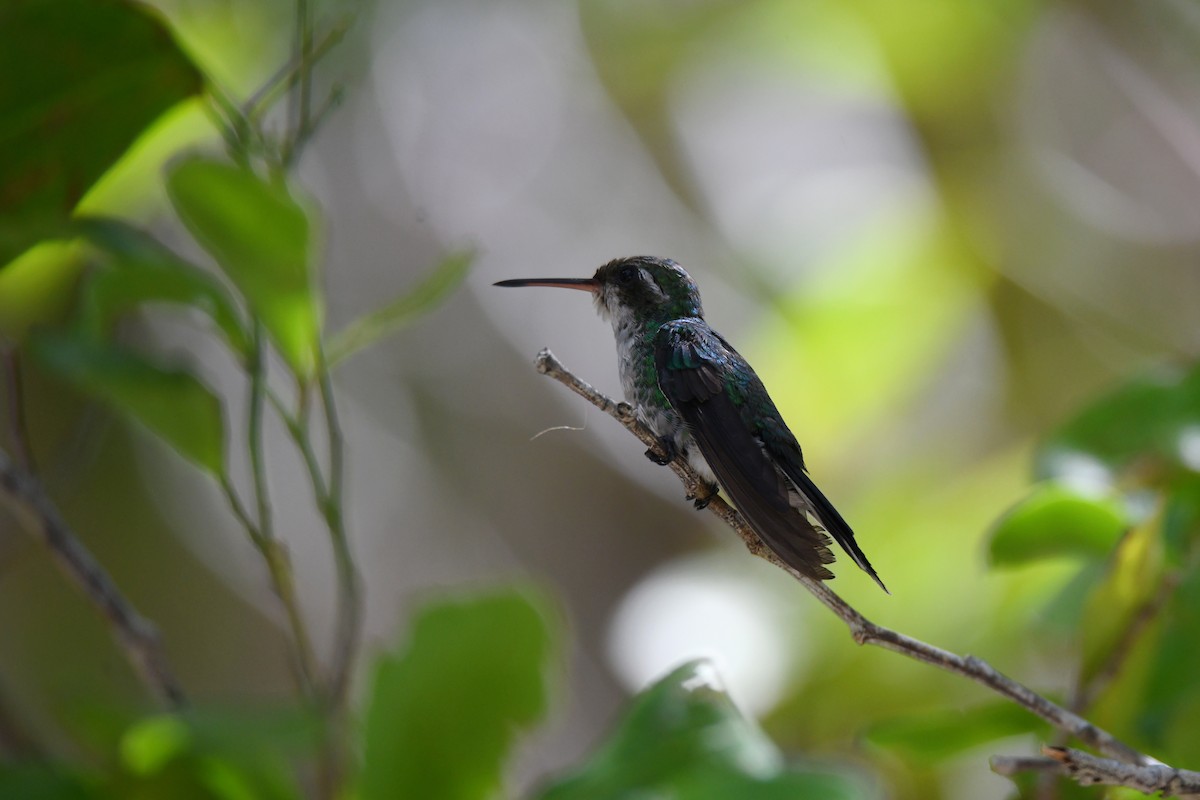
[3, 0, 1199, 797]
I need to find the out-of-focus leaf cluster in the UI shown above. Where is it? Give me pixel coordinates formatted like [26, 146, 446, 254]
[1027, 366, 1200, 767]
[866, 365, 1200, 793]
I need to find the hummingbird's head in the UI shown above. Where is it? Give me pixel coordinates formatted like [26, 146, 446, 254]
[495, 256, 704, 325]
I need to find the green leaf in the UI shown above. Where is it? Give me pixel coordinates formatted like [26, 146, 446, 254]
[0, 0, 202, 264]
[1138, 565, 1200, 750]
[988, 483, 1127, 567]
[166, 157, 320, 378]
[28, 332, 225, 475]
[117, 709, 313, 800]
[122, 716, 192, 776]
[0, 239, 87, 341]
[865, 702, 1043, 762]
[1036, 561, 1108, 633]
[538, 661, 870, 800]
[359, 587, 557, 800]
[74, 217, 251, 355]
[327, 250, 473, 366]
[1078, 509, 1164, 686]
[1162, 476, 1200, 566]
[1037, 365, 1200, 478]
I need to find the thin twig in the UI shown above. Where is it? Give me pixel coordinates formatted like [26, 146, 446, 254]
[531, 348, 1151, 766]
[0, 450, 185, 709]
[316, 349, 360, 707]
[249, 326, 275, 544]
[245, 18, 348, 120]
[265, 363, 360, 705]
[296, 0, 313, 139]
[994, 747, 1200, 798]
[245, 326, 321, 695]
[280, 0, 324, 168]
[218, 470, 319, 695]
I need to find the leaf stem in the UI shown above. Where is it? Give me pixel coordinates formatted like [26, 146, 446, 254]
[220, 349, 321, 698]
[265, 360, 360, 708]
[316, 348, 360, 707]
[248, 325, 274, 541]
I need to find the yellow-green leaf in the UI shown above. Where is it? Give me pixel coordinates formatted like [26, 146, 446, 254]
[989, 483, 1127, 567]
[29, 332, 225, 475]
[327, 250, 473, 366]
[360, 587, 557, 800]
[75, 217, 250, 356]
[167, 157, 320, 378]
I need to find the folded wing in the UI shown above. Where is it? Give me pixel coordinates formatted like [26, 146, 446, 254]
[654, 319, 838, 581]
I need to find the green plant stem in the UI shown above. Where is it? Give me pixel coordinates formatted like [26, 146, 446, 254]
[244, 22, 348, 121]
[297, 0, 313, 138]
[280, 0, 317, 168]
[248, 325, 274, 549]
[203, 83, 256, 166]
[269, 388, 327, 499]
[265, 364, 357, 798]
[266, 372, 360, 706]
[218, 473, 263, 548]
[218, 468, 319, 696]
[316, 350, 360, 707]
[245, 327, 320, 695]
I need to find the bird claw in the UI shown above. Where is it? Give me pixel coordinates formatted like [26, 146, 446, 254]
[644, 436, 676, 466]
[689, 481, 719, 510]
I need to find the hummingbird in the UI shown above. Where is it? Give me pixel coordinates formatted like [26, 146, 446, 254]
[496, 256, 887, 592]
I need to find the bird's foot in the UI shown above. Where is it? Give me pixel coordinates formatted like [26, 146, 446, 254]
[688, 481, 719, 510]
[644, 436, 676, 466]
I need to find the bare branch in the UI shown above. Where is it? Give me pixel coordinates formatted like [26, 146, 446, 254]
[992, 754, 1065, 776]
[994, 747, 1200, 798]
[0, 450, 185, 709]
[532, 348, 1150, 766]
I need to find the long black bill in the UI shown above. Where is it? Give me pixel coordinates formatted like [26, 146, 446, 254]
[494, 278, 599, 291]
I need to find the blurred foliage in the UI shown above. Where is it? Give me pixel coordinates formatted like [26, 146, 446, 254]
[2, 0, 1200, 799]
[166, 156, 321, 378]
[327, 249, 474, 367]
[72, 217, 251, 356]
[538, 661, 874, 800]
[28, 331, 226, 476]
[359, 589, 556, 800]
[988, 483, 1127, 567]
[0, 0, 201, 266]
[865, 702, 1043, 764]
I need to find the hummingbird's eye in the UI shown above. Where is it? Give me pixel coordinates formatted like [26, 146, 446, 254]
[617, 266, 637, 285]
